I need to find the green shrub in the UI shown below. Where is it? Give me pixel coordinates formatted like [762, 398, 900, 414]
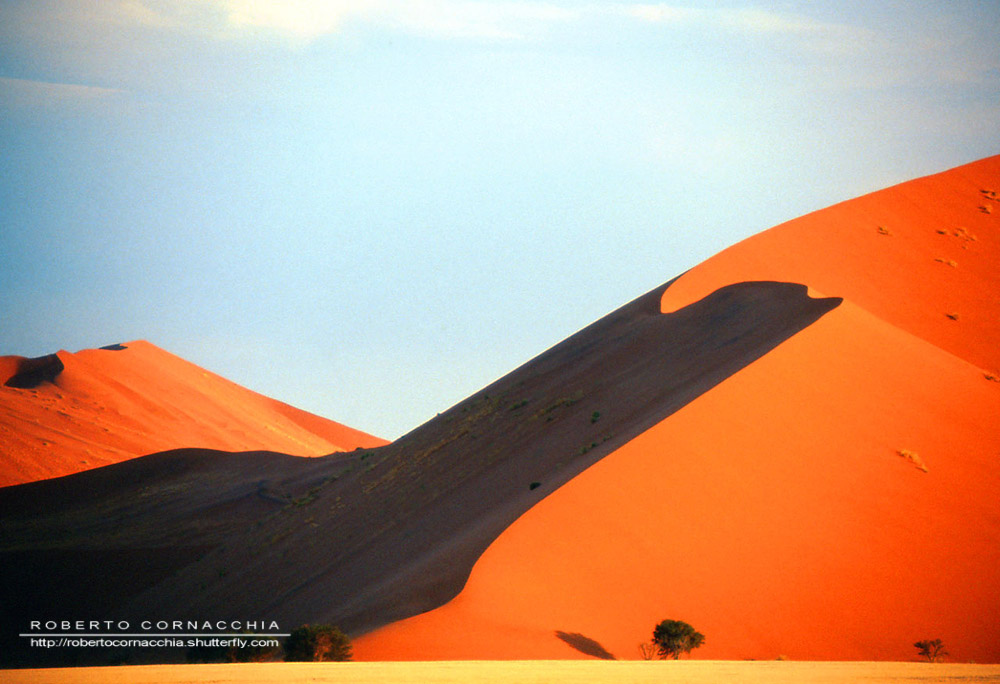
[228, 636, 279, 663]
[651, 619, 705, 660]
[284, 624, 352, 662]
[915, 639, 947, 662]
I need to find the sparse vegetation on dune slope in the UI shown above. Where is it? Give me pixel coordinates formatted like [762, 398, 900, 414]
[0, 282, 839, 667]
[3, 156, 998, 668]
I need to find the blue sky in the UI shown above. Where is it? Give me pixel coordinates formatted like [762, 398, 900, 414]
[1, 1, 998, 439]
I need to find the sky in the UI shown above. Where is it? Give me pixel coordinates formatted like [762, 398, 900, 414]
[1, 1, 998, 440]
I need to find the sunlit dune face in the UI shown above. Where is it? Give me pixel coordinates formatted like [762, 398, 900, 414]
[0, 340, 385, 486]
[661, 156, 1000, 370]
[356, 300, 1000, 662]
[355, 156, 1000, 663]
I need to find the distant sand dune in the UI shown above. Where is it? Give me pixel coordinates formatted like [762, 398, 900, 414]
[0, 340, 385, 486]
[0, 282, 837, 667]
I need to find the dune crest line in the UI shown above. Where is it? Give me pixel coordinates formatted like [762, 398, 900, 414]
[1, 281, 838, 666]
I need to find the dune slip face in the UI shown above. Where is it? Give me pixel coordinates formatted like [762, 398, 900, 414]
[353, 154, 1000, 663]
[3, 155, 997, 667]
[0, 282, 837, 666]
[355, 299, 1000, 662]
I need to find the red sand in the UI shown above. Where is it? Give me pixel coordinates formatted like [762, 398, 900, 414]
[355, 156, 1000, 662]
[0, 340, 385, 486]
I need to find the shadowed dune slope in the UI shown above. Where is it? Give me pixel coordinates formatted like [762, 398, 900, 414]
[355, 301, 1000, 662]
[354, 155, 1000, 662]
[3, 156, 997, 666]
[0, 282, 837, 666]
[0, 340, 386, 486]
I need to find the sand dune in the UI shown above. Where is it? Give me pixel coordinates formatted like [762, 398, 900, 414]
[0, 282, 835, 667]
[355, 300, 1000, 661]
[660, 156, 1000, 369]
[2, 156, 998, 667]
[354, 155, 1000, 662]
[0, 340, 385, 486]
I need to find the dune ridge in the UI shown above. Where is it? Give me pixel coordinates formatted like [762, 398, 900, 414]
[660, 155, 1000, 370]
[355, 300, 1000, 662]
[0, 282, 837, 667]
[0, 340, 385, 486]
[2, 155, 997, 666]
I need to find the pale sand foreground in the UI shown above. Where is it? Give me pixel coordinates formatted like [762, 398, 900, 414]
[4, 661, 1000, 684]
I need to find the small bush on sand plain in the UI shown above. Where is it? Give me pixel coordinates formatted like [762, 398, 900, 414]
[284, 624, 352, 662]
[650, 619, 705, 660]
[637, 642, 657, 660]
[915, 638, 948, 662]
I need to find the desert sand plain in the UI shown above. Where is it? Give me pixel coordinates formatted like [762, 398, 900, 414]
[5, 661, 1000, 684]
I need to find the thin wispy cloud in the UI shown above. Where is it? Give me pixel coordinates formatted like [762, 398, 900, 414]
[14, 0, 184, 32]
[220, 0, 355, 41]
[627, 3, 998, 88]
[218, 2, 849, 44]
[85, 0, 181, 29]
[625, 4, 872, 47]
[0, 76, 126, 111]
[220, 0, 578, 43]
[624, 4, 697, 25]
[2, 2, 994, 109]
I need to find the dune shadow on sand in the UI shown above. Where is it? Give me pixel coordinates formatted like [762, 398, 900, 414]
[555, 630, 616, 660]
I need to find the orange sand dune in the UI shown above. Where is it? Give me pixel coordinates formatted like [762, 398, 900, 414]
[356, 156, 1000, 662]
[0, 341, 385, 486]
[661, 155, 1000, 370]
[356, 299, 1000, 662]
